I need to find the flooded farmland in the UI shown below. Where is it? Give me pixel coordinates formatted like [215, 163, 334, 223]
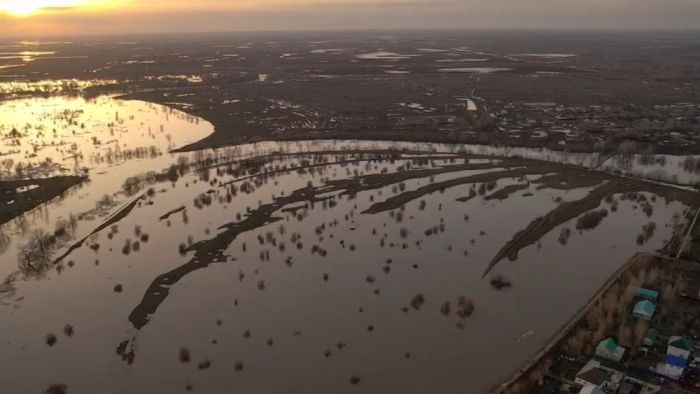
[1, 96, 699, 394]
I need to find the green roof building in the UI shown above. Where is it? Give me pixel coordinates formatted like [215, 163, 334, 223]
[633, 300, 656, 320]
[595, 338, 625, 362]
[636, 287, 659, 301]
[643, 328, 658, 347]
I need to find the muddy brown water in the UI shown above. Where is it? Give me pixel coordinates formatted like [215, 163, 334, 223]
[0, 96, 697, 394]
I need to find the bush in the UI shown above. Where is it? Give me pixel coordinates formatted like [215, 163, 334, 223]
[576, 209, 608, 230]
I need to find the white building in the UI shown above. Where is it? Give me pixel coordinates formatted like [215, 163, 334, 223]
[579, 385, 604, 394]
[659, 358, 685, 380]
[667, 336, 692, 360]
[658, 337, 692, 381]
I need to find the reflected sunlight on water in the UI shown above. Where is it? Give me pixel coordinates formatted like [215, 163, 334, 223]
[0, 78, 117, 95]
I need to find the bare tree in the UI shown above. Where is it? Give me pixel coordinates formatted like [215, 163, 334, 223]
[633, 320, 648, 348]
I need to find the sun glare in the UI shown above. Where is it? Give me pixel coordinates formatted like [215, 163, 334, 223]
[0, 1, 39, 16]
[0, 0, 97, 16]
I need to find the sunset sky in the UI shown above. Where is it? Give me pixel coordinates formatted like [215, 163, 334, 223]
[0, 0, 699, 37]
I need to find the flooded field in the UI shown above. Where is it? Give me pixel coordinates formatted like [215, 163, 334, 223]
[1, 96, 699, 394]
[0, 96, 212, 278]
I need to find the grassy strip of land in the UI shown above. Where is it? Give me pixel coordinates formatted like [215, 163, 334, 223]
[52, 193, 146, 266]
[128, 186, 323, 329]
[483, 174, 700, 278]
[362, 166, 551, 214]
[484, 183, 530, 201]
[482, 181, 628, 277]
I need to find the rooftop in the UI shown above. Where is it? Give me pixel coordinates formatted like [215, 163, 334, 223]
[577, 367, 612, 386]
[633, 300, 656, 317]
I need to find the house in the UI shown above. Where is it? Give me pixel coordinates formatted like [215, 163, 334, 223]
[595, 338, 626, 362]
[643, 328, 658, 347]
[633, 300, 656, 320]
[658, 354, 686, 380]
[667, 336, 692, 360]
[578, 385, 604, 394]
[575, 367, 612, 388]
[575, 359, 625, 391]
[636, 287, 659, 301]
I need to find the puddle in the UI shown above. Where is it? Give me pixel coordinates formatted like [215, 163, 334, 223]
[355, 51, 419, 60]
[437, 67, 513, 74]
[435, 58, 490, 63]
[512, 53, 577, 58]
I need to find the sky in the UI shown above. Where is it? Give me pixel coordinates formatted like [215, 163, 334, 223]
[0, 0, 699, 37]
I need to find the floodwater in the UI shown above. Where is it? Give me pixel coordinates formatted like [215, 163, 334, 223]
[0, 96, 697, 394]
[0, 96, 212, 278]
[0, 50, 59, 72]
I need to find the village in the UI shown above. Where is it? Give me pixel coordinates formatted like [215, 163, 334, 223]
[531, 256, 700, 394]
[124, 77, 700, 158]
[482, 101, 700, 155]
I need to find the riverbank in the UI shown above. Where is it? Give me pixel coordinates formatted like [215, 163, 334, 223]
[492, 244, 700, 393]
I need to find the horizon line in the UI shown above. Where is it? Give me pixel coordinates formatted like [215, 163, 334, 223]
[3, 26, 700, 41]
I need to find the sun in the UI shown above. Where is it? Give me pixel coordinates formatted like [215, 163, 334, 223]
[0, 0, 96, 16]
[0, 1, 41, 16]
